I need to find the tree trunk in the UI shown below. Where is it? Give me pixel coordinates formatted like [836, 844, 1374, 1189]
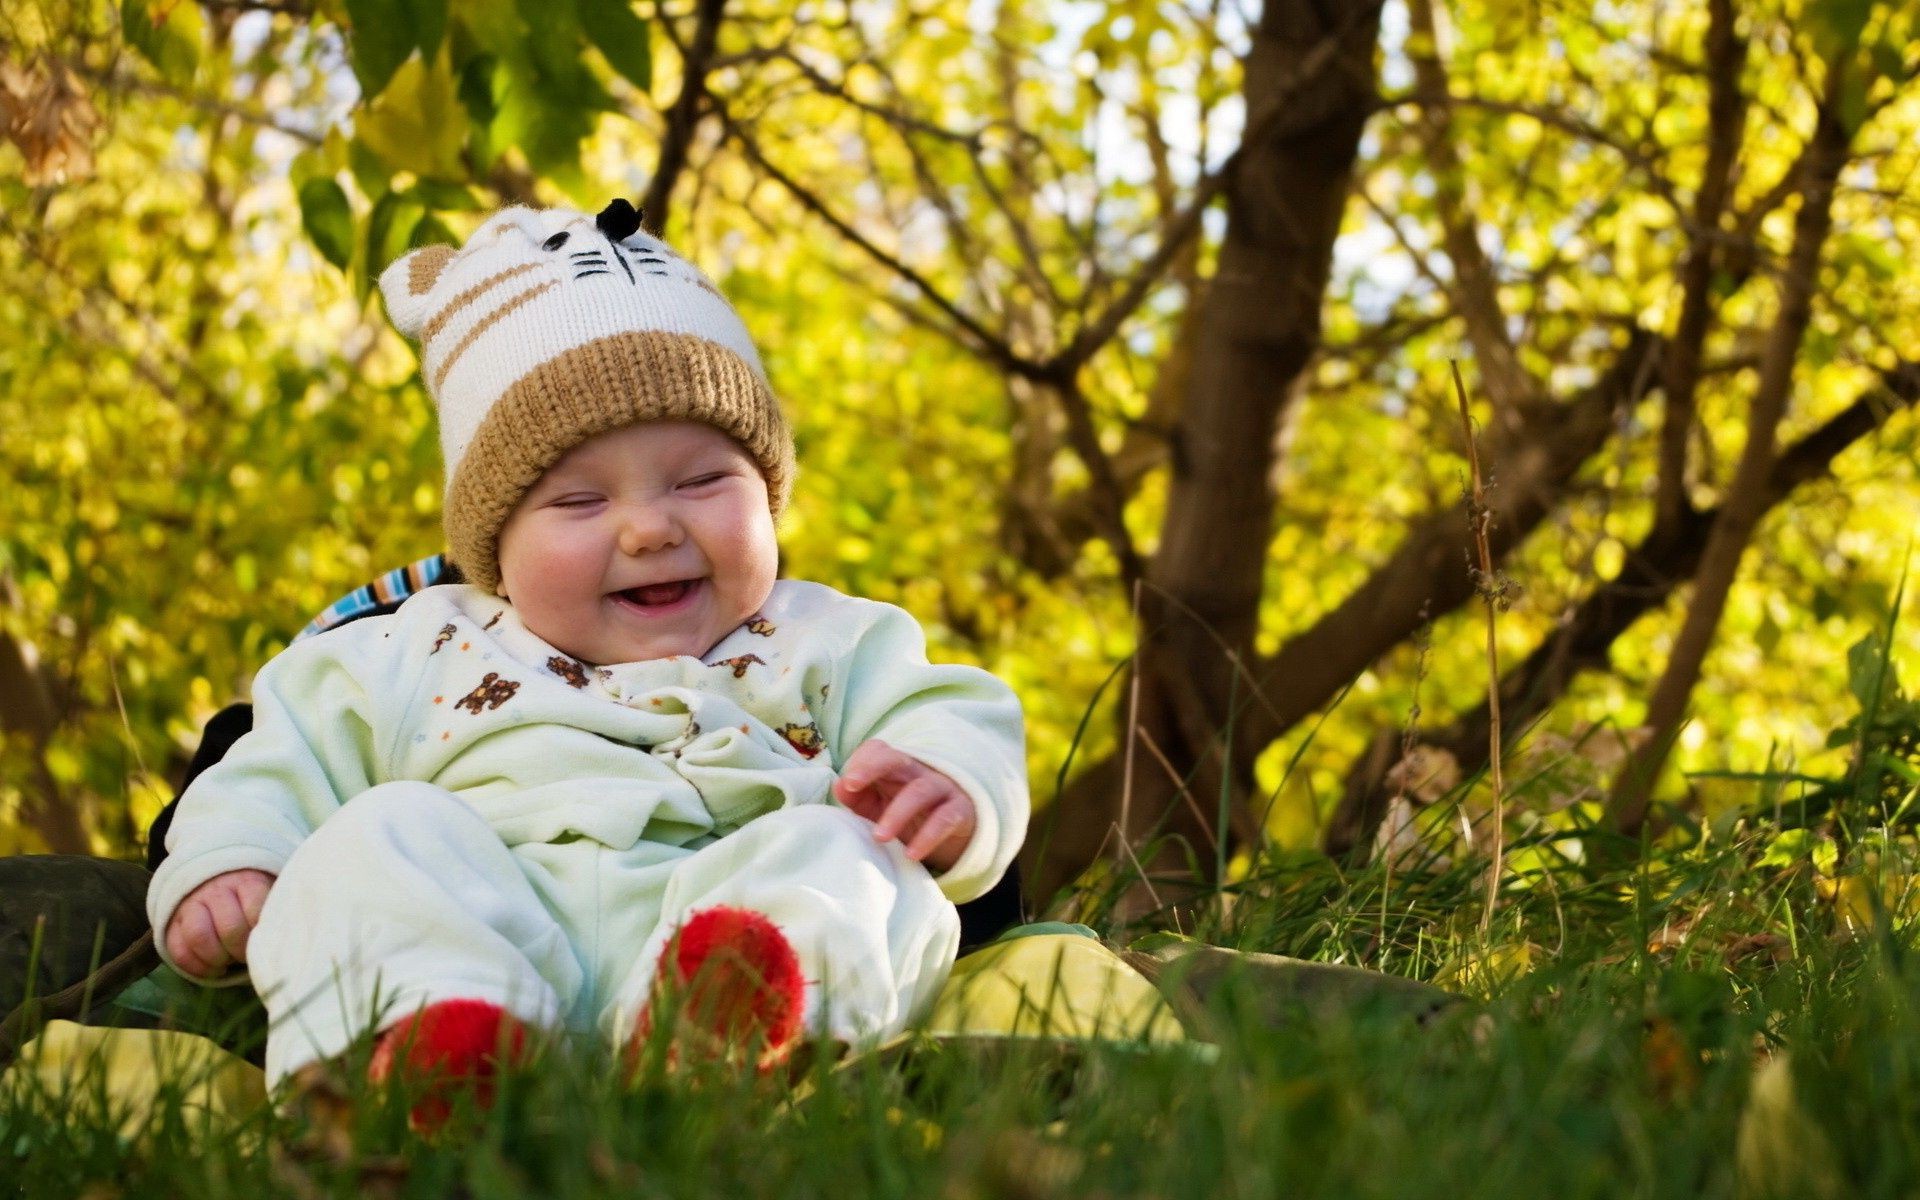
[1031, 317, 1655, 904]
[0, 627, 90, 855]
[1025, 0, 1383, 909]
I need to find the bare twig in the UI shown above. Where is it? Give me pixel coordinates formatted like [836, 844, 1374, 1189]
[67, 58, 322, 145]
[1136, 726, 1221, 857]
[1113, 824, 1166, 914]
[1453, 361, 1507, 934]
[758, 44, 989, 147]
[1118, 579, 1144, 871]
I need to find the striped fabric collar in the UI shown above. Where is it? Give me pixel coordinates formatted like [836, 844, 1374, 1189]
[296, 555, 451, 642]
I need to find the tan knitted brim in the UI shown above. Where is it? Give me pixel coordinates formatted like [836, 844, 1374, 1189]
[446, 330, 794, 593]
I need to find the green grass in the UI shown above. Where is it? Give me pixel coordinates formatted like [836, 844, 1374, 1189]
[4, 824, 1919, 1200]
[6, 623, 1916, 1198]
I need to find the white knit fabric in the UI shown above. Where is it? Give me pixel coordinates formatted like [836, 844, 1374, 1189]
[377, 206, 769, 492]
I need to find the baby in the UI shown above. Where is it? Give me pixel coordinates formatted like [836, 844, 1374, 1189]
[147, 200, 1028, 1094]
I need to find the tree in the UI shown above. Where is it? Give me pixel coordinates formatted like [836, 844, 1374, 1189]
[2, 0, 1916, 910]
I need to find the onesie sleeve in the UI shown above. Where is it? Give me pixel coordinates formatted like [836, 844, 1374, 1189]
[814, 598, 1029, 905]
[146, 615, 416, 982]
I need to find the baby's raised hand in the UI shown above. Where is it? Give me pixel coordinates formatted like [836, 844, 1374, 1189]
[832, 739, 977, 872]
[164, 868, 275, 979]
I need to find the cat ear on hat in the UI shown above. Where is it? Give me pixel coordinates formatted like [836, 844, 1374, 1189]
[596, 198, 645, 242]
[378, 243, 456, 339]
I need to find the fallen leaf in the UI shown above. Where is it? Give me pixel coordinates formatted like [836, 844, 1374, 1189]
[1642, 1016, 1700, 1100]
[1735, 1054, 1844, 1200]
[0, 56, 100, 185]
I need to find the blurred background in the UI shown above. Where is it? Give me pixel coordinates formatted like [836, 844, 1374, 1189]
[0, 0, 1915, 906]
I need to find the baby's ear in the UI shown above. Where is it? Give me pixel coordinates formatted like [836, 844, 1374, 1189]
[378, 244, 457, 338]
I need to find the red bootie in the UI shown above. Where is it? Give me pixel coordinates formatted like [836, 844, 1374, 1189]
[633, 906, 805, 1072]
[368, 999, 528, 1133]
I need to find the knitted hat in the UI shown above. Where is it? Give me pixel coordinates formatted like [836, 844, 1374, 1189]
[377, 200, 794, 594]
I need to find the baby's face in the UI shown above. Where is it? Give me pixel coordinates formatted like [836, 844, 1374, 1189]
[495, 421, 779, 665]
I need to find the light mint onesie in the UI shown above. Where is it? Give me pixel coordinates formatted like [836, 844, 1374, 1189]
[147, 580, 1028, 1084]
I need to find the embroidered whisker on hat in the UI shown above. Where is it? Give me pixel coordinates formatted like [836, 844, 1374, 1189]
[378, 200, 795, 594]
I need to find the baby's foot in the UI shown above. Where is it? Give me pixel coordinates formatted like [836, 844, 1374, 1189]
[632, 906, 805, 1072]
[368, 998, 529, 1134]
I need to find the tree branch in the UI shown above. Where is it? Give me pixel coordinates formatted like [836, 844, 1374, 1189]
[643, 0, 728, 237]
[1047, 2, 1387, 376]
[1329, 359, 1920, 857]
[1229, 330, 1661, 768]
[714, 104, 1041, 379]
[1400, 0, 1535, 413]
[1653, 0, 1747, 536]
[1380, 93, 1682, 216]
[1609, 62, 1858, 834]
[1053, 376, 1144, 590]
[1026, 0, 1391, 906]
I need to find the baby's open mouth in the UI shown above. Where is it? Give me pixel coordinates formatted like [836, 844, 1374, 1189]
[614, 579, 700, 609]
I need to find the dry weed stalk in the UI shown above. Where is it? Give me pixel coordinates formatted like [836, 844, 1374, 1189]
[1452, 361, 1511, 934]
[1117, 578, 1144, 878]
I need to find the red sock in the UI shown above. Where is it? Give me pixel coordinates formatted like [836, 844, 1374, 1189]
[368, 999, 528, 1132]
[634, 906, 805, 1070]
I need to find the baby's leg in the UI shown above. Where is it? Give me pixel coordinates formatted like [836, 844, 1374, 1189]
[247, 782, 581, 1086]
[606, 804, 959, 1048]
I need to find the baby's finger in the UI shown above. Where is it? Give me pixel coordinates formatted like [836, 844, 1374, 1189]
[872, 775, 955, 844]
[163, 917, 200, 976]
[169, 904, 226, 977]
[237, 873, 272, 927]
[836, 739, 914, 795]
[834, 785, 885, 822]
[830, 772, 873, 808]
[904, 797, 975, 862]
[204, 886, 253, 965]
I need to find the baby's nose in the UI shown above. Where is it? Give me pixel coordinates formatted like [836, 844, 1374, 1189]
[617, 504, 681, 554]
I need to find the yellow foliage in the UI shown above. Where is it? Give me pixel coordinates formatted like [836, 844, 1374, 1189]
[2, 0, 1919, 869]
[1, 1021, 267, 1145]
[1816, 869, 1920, 932]
[922, 934, 1186, 1045]
[1433, 941, 1538, 999]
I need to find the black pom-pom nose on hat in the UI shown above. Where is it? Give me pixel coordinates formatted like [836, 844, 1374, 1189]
[596, 199, 644, 242]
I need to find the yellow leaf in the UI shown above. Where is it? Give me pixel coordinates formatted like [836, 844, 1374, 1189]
[1822, 871, 1920, 932]
[920, 934, 1186, 1044]
[1736, 1055, 1843, 1200]
[354, 52, 466, 183]
[1433, 941, 1536, 998]
[2, 1022, 267, 1146]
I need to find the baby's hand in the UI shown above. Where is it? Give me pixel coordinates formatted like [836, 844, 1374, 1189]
[164, 868, 275, 978]
[832, 739, 977, 872]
